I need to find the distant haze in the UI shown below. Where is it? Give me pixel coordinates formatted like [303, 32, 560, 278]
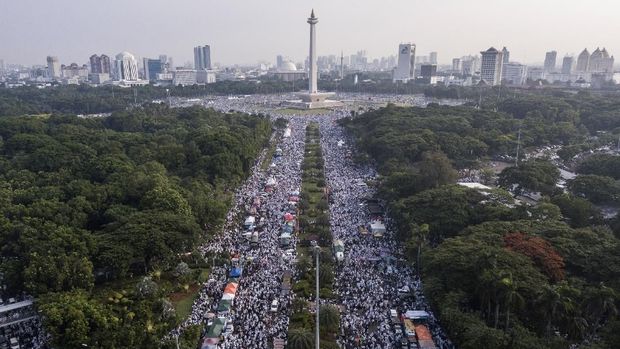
[1, 0, 619, 67]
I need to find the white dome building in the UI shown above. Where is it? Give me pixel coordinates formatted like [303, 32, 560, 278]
[279, 61, 298, 72]
[114, 51, 138, 81]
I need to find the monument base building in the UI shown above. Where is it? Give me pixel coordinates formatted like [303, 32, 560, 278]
[283, 92, 343, 110]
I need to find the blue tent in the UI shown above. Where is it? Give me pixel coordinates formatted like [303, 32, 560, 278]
[229, 267, 243, 278]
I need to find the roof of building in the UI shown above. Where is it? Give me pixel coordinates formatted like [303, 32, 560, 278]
[279, 61, 297, 71]
[116, 51, 135, 60]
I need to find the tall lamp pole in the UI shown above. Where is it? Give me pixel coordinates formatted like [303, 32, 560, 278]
[311, 240, 320, 349]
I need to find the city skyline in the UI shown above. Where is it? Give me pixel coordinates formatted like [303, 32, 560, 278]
[1, 0, 619, 67]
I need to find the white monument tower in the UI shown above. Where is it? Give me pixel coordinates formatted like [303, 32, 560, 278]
[285, 9, 342, 109]
[308, 9, 319, 93]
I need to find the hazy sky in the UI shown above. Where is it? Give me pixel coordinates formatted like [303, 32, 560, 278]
[1, 0, 619, 67]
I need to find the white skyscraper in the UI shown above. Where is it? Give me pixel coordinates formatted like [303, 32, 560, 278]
[576, 49, 590, 72]
[429, 51, 438, 65]
[562, 56, 575, 75]
[502, 62, 527, 85]
[194, 45, 211, 70]
[393, 43, 416, 82]
[114, 52, 138, 81]
[452, 58, 461, 73]
[480, 47, 504, 85]
[544, 51, 558, 72]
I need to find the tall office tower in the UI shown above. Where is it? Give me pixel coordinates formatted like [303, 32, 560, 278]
[143, 58, 163, 81]
[340, 51, 344, 79]
[114, 52, 138, 81]
[47, 56, 61, 78]
[461, 59, 474, 76]
[544, 51, 557, 72]
[194, 45, 211, 70]
[100, 55, 111, 74]
[429, 51, 438, 64]
[502, 62, 527, 85]
[276, 55, 284, 69]
[600, 48, 614, 72]
[561, 56, 575, 74]
[90, 55, 101, 73]
[589, 48, 615, 72]
[501, 47, 510, 64]
[452, 58, 461, 72]
[480, 47, 504, 85]
[576, 48, 590, 72]
[420, 64, 438, 84]
[393, 43, 416, 82]
[158, 55, 167, 72]
[0, 59, 4, 72]
[90, 54, 110, 74]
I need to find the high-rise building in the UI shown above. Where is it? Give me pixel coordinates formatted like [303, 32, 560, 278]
[173, 69, 197, 86]
[393, 43, 416, 82]
[420, 64, 438, 84]
[90, 54, 110, 74]
[47, 56, 61, 79]
[480, 47, 504, 85]
[114, 52, 138, 81]
[501, 47, 510, 64]
[0, 59, 5, 72]
[61, 63, 89, 80]
[589, 48, 615, 73]
[502, 62, 527, 85]
[276, 55, 284, 70]
[544, 51, 557, 72]
[429, 52, 438, 64]
[461, 55, 479, 76]
[143, 58, 163, 81]
[194, 45, 211, 70]
[451, 58, 461, 73]
[561, 56, 575, 74]
[576, 49, 590, 72]
[158, 55, 171, 73]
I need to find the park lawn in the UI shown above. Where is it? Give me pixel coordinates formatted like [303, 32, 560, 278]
[170, 267, 210, 319]
[261, 142, 277, 170]
[277, 108, 331, 115]
[170, 283, 202, 320]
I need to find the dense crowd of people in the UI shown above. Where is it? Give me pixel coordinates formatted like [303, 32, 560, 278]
[168, 94, 456, 348]
[0, 295, 47, 349]
[318, 116, 454, 349]
[169, 115, 310, 348]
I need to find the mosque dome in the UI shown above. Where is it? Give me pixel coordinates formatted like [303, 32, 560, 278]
[280, 61, 297, 71]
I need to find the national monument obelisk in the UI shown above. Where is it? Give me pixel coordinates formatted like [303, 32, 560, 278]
[287, 9, 342, 109]
[308, 9, 318, 94]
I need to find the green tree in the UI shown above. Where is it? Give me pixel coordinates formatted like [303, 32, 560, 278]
[288, 328, 315, 349]
[498, 159, 560, 196]
[319, 304, 340, 335]
[39, 291, 112, 349]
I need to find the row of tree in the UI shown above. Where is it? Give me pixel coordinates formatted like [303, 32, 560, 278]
[0, 81, 305, 117]
[0, 105, 272, 348]
[341, 94, 620, 348]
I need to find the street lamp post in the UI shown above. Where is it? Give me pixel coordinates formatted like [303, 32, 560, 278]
[311, 240, 320, 349]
